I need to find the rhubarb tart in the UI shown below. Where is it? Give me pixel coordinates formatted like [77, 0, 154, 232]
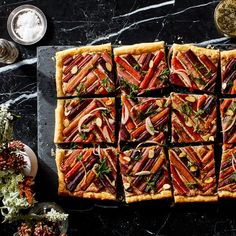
[170, 44, 219, 93]
[169, 145, 218, 203]
[55, 43, 115, 97]
[119, 145, 172, 203]
[54, 98, 116, 144]
[56, 147, 117, 200]
[221, 49, 236, 94]
[218, 144, 236, 198]
[171, 93, 217, 143]
[114, 41, 169, 96]
[220, 98, 236, 144]
[119, 96, 170, 143]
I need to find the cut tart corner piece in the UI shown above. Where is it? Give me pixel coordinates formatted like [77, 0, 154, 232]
[55, 43, 115, 97]
[114, 41, 169, 96]
[170, 44, 219, 93]
[55, 147, 118, 200]
[169, 145, 218, 203]
[119, 95, 171, 143]
[170, 92, 217, 143]
[220, 49, 236, 94]
[218, 144, 236, 198]
[119, 145, 172, 203]
[220, 98, 236, 144]
[54, 97, 116, 144]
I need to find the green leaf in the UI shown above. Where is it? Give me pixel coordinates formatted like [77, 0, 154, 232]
[185, 182, 198, 189]
[120, 79, 139, 99]
[194, 77, 206, 85]
[77, 153, 83, 161]
[159, 68, 169, 82]
[78, 131, 87, 140]
[101, 108, 111, 117]
[195, 109, 205, 116]
[134, 64, 141, 71]
[181, 102, 193, 116]
[96, 158, 111, 177]
[232, 172, 236, 183]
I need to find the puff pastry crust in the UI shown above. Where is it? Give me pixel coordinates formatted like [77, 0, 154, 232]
[169, 145, 218, 203]
[220, 49, 236, 94]
[119, 95, 170, 143]
[171, 93, 217, 143]
[170, 44, 220, 92]
[54, 97, 116, 144]
[55, 43, 115, 97]
[114, 41, 169, 95]
[119, 145, 172, 203]
[56, 148, 117, 200]
[218, 144, 236, 198]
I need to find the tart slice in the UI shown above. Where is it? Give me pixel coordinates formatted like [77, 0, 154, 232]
[56, 147, 117, 200]
[218, 144, 236, 198]
[221, 49, 236, 94]
[54, 97, 116, 144]
[119, 145, 172, 203]
[55, 43, 115, 97]
[114, 41, 169, 96]
[170, 44, 219, 93]
[119, 95, 170, 143]
[220, 98, 236, 144]
[169, 145, 217, 203]
[171, 93, 217, 143]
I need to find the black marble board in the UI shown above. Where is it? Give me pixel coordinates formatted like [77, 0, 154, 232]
[37, 45, 236, 236]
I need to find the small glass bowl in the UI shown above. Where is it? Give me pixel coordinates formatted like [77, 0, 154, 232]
[7, 4, 47, 45]
[214, 0, 236, 38]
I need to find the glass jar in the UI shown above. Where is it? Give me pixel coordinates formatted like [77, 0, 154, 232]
[214, 0, 236, 37]
[0, 39, 19, 64]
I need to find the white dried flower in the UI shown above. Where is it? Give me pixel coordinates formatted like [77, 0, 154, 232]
[46, 208, 68, 222]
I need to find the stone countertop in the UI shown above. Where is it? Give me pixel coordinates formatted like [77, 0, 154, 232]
[0, 0, 236, 235]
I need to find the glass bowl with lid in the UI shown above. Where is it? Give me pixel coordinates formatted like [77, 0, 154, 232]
[7, 4, 47, 45]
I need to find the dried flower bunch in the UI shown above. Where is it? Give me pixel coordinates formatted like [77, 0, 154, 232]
[0, 106, 35, 222]
[16, 208, 68, 236]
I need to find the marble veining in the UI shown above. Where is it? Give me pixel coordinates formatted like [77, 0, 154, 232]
[0, 57, 37, 73]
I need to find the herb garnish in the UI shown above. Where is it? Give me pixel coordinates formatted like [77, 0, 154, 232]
[195, 109, 205, 117]
[159, 68, 169, 82]
[195, 77, 205, 85]
[76, 83, 87, 96]
[133, 152, 142, 161]
[146, 174, 160, 191]
[141, 70, 148, 76]
[96, 158, 111, 177]
[78, 131, 87, 140]
[77, 153, 83, 161]
[134, 64, 141, 71]
[101, 77, 110, 87]
[185, 182, 198, 189]
[232, 172, 236, 183]
[101, 108, 111, 117]
[120, 79, 139, 99]
[181, 102, 193, 116]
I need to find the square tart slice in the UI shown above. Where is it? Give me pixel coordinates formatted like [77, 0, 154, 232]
[114, 41, 169, 95]
[221, 49, 236, 94]
[56, 147, 117, 200]
[169, 145, 217, 203]
[119, 95, 170, 143]
[170, 44, 219, 93]
[171, 93, 217, 143]
[55, 43, 115, 97]
[54, 97, 116, 144]
[218, 144, 236, 198]
[220, 98, 236, 144]
[119, 145, 172, 203]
